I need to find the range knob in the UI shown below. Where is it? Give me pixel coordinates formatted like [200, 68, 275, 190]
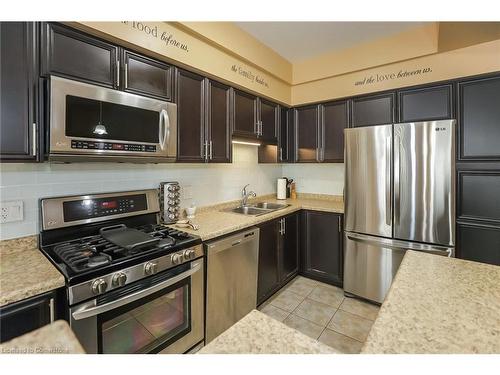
[171, 253, 183, 265]
[184, 249, 196, 260]
[91, 279, 108, 294]
[112, 272, 127, 287]
[144, 262, 158, 275]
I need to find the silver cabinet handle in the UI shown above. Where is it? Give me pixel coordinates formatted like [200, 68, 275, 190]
[338, 216, 342, 232]
[124, 62, 128, 88]
[209, 140, 213, 160]
[32, 123, 37, 156]
[203, 141, 208, 160]
[386, 136, 392, 226]
[116, 60, 120, 87]
[49, 298, 55, 323]
[283, 218, 286, 234]
[279, 147, 283, 161]
[72, 261, 202, 320]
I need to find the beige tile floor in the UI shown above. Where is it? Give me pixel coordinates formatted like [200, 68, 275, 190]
[258, 276, 380, 353]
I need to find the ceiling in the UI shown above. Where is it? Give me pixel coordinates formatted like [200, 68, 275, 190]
[235, 22, 429, 62]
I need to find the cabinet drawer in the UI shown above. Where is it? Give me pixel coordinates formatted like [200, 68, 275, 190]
[457, 222, 500, 266]
[458, 171, 500, 224]
[398, 84, 453, 122]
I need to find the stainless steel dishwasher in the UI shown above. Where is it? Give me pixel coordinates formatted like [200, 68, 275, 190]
[205, 227, 259, 343]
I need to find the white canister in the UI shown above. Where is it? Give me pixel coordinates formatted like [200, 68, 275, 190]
[277, 178, 287, 200]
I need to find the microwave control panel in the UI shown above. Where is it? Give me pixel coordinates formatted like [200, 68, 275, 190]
[71, 140, 157, 152]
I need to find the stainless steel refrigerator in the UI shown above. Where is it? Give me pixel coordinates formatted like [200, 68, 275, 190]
[343, 120, 456, 303]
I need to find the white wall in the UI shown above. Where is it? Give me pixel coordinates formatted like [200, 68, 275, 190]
[282, 163, 345, 196]
[0, 144, 282, 240]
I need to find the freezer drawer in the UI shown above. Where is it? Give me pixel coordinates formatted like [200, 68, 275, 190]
[344, 124, 393, 237]
[393, 120, 456, 246]
[343, 232, 453, 303]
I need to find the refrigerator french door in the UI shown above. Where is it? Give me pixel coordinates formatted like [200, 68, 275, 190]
[344, 120, 455, 303]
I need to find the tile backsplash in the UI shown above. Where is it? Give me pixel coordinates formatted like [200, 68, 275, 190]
[0, 145, 345, 240]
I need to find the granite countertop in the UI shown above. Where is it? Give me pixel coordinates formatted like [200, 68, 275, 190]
[0, 236, 65, 307]
[199, 309, 337, 354]
[362, 251, 500, 354]
[169, 194, 344, 241]
[0, 320, 85, 354]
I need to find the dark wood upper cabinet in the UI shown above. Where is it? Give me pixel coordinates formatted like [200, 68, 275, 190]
[321, 100, 348, 162]
[280, 213, 299, 283]
[295, 105, 320, 162]
[0, 22, 40, 162]
[457, 222, 500, 266]
[206, 80, 232, 163]
[458, 76, 500, 161]
[175, 69, 205, 162]
[398, 84, 453, 122]
[121, 50, 173, 101]
[258, 98, 278, 142]
[41, 23, 119, 88]
[301, 211, 343, 287]
[351, 92, 395, 127]
[257, 219, 280, 305]
[232, 89, 258, 139]
[279, 107, 295, 163]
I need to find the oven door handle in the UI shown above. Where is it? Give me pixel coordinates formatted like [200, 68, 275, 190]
[71, 261, 202, 321]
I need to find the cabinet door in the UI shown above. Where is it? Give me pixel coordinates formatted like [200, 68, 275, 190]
[458, 76, 500, 161]
[295, 105, 320, 162]
[257, 219, 280, 305]
[280, 213, 299, 283]
[259, 98, 278, 142]
[301, 211, 343, 286]
[351, 92, 395, 127]
[321, 100, 348, 162]
[41, 23, 119, 88]
[398, 84, 453, 122]
[458, 171, 500, 225]
[232, 89, 258, 139]
[207, 80, 231, 163]
[175, 69, 205, 162]
[122, 50, 173, 101]
[0, 291, 55, 343]
[279, 107, 291, 162]
[457, 222, 500, 266]
[0, 22, 39, 161]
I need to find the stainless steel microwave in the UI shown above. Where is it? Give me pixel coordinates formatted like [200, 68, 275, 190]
[49, 76, 177, 163]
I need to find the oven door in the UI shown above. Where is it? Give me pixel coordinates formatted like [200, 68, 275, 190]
[49, 76, 177, 162]
[70, 259, 203, 354]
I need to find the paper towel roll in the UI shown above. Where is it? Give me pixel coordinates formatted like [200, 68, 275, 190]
[277, 178, 287, 200]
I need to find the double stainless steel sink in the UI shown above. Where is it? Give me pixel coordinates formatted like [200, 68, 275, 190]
[225, 202, 290, 216]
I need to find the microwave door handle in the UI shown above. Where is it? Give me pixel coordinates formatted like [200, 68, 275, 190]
[71, 261, 202, 320]
[158, 109, 167, 150]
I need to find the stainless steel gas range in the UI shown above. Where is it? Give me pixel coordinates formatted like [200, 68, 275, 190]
[39, 190, 204, 354]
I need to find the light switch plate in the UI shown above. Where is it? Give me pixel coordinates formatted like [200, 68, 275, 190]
[0, 200, 24, 223]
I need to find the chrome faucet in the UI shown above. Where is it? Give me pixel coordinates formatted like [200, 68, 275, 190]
[241, 184, 256, 207]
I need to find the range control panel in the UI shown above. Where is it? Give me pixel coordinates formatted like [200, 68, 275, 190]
[71, 140, 156, 153]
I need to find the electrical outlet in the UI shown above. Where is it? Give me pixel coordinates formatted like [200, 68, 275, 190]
[0, 201, 24, 223]
[182, 185, 193, 200]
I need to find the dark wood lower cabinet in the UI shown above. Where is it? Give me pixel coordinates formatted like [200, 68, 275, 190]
[0, 290, 57, 343]
[257, 212, 300, 305]
[457, 222, 500, 266]
[300, 210, 343, 287]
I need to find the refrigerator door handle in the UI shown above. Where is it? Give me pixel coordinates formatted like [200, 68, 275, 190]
[394, 134, 401, 225]
[386, 136, 392, 226]
[345, 232, 454, 256]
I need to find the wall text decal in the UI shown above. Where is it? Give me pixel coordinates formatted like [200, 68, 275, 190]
[355, 67, 433, 86]
[121, 21, 189, 52]
[231, 65, 269, 88]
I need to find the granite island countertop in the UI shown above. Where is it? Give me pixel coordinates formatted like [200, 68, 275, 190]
[0, 236, 65, 307]
[168, 194, 344, 241]
[199, 309, 337, 354]
[362, 250, 500, 354]
[0, 320, 85, 354]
